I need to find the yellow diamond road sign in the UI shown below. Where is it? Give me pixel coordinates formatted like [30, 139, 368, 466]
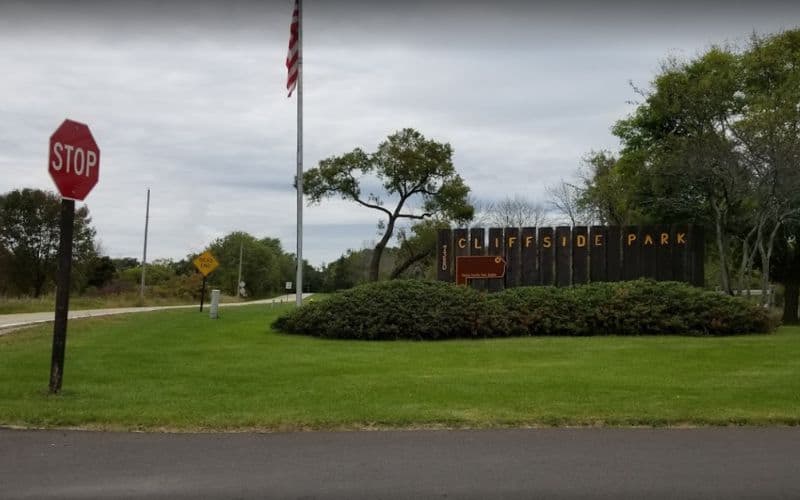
[193, 251, 219, 277]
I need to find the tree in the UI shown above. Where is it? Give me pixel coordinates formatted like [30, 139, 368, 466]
[478, 195, 549, 228]
[113, 257, 140, 273]
[304, 128, 473, 281]
[546, 179, 593, 227]
[0, 188, 96, 297]
[202, 231, 295, 297]
[578, 151, 644, 226]
[390, 218, 448, 280]
[86, 255, 116, 289]
[735, 30, 800, 301]
[770, 226, 800, 324]
[319, 249, 372, 291]
[580, 30, 800, 302]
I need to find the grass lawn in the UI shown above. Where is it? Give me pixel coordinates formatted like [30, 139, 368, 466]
[0, 304, 798, 431]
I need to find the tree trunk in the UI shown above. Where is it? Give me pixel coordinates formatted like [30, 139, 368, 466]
[390, 244, 435, 279]
[713, 203, 732, 294]
[369, 216, 398, 281]
[782, 283, 799, 324]
[33, 269, 45, 298]
[737, 225, 759, 295]
[758, 220, 781, 307]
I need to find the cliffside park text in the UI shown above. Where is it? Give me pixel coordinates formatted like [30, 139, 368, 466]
[436, 225, 704, 290]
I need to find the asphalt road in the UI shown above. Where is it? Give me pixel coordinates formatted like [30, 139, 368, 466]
[1, 427, 799, 499]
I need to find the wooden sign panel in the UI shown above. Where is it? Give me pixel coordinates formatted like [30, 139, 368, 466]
[538, 227, 554, 286]
[469, 228, 486, 291]
[520, 227, 537, 286]
[655, 224, 673, 281]
[555, 226, 571, 287]
[436, 225, 704, 290]
[689, 225, 705, 287]
[622, 226, 640, 281]
[488, 228, 505, 292]
[590, 226, 607, 282]
[505, 226, 521, 288]
[606, 225, 621, 282]
[436, 229, 453, 282]
[640, 226, 658, 279]
[453, 228, 469, 263]
[572, 226, 588, 284]
[672, 224, 688, 282]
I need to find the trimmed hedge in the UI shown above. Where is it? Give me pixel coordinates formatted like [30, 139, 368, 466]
[273, 280, 498, 340]
[272, 279, 776, 340]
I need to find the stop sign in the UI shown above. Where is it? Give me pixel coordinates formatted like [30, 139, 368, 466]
[48, 119, 100, 201]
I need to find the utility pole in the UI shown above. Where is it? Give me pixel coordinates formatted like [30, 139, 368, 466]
[140, 188, 150, 300]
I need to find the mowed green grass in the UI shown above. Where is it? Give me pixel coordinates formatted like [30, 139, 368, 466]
[1, 304, 798, 431]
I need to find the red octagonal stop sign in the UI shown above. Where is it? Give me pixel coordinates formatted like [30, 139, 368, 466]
[48, 119, 100, 201]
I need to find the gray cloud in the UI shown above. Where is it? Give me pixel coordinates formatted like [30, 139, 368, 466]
[1, 0, 798, 265]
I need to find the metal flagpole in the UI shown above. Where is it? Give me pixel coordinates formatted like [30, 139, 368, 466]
[140, 187, 150, 300]
[237, 241, 243, 297]
[295, 0, 304, 307]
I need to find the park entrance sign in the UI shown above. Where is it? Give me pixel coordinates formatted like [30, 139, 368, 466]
[49, 119, 100, 201]
[437, 225, 704, 290]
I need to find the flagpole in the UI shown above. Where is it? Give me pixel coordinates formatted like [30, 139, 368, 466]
[295, 0, 304, 307]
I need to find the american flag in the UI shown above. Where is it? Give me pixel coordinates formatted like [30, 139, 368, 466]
[286, 0, 299, 97]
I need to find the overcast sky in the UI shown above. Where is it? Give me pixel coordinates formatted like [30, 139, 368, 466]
[1, 0, 798, 266]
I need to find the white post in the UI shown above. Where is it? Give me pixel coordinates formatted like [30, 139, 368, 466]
[209, 289, 220, 319]
[295, 0, 304, 307]
[140, 188, 150, 300]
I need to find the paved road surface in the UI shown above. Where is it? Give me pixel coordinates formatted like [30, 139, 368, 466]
[0, 294, 312, 333]
[1, 428, 798, 499]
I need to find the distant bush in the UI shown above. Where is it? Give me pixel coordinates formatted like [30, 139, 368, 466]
[272, 279, 776, 340]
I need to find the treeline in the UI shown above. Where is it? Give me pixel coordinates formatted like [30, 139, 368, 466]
[0, 188, 309, 300]
[109, 231, 307, 300]
[0, 187, 430, 300]
[1, 189, 98, 297]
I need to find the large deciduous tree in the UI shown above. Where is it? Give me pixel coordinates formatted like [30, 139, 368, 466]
[304, 128, 473, 281]
[579, 29, 800, 304]
[0, 188, 96, 297]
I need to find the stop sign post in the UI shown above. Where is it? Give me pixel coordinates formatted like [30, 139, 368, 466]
[47, 119, 100, 395]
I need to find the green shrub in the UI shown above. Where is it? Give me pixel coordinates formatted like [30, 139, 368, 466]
[272, 279, 776, 340]
[273, 280, 497, 340]
[493, 280, 775, 336]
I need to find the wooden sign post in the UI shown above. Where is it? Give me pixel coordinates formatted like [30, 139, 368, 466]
[47, 119, 101, 395]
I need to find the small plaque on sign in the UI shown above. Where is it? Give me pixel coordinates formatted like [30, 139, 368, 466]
[285, 281, 292, 290]
[193, 251, 219, 277]
[455, 255, 506, 286]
